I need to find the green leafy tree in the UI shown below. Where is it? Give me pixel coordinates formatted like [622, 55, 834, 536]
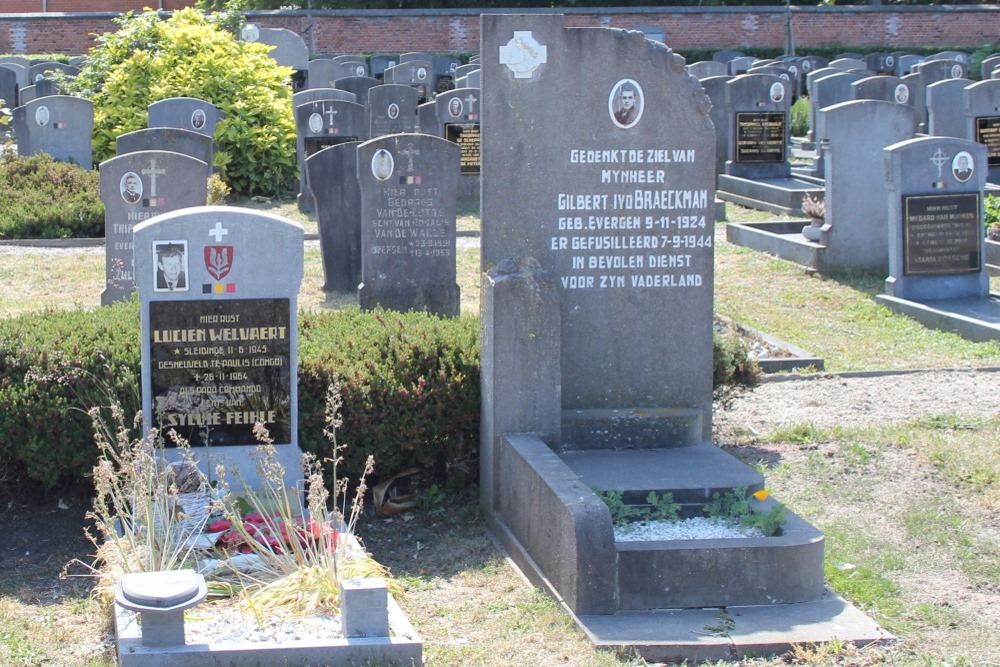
[68, 8, 297, 196]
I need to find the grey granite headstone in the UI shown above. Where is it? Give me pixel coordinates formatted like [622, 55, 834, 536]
[834, 52, 863, 61]
[295, 99, 364, 212]
[254, 27, 309, 85]
[883, 136, 987, 301]
[357, 133, 460, 317]
[135, 206, 303, 490]
[0, 67, 17, 108]
[399, 52, 433, 64]
[334, 76, 377, 109]
[728, 56, 758, 76]
[383, 61, 433, 103]
[807, 71, 867, 172]
[687, 61, 727, 80]
[436, 88, 481, 175]
[700, 75, 732, 182]
[17, 84, 39, 105]
[292, 87, 356, 108]
[797, 55, 829, 82]
[458, 69, 481, 89]
[916, 58, 968, 84]
[712, 50, 743, 64]
[12, 95, 93, 167]
[454, 64, 480, 80]
[369, 55, 397, 81]
[851, 75, 913, 110]
[829, 58, 868, 73]
[929, 50, 969, 65]
[864, 52, 895, 74]
[0, 56, 30, 68]
[101, 150, 210, 305]
[432, 55, 462, 94]
[116, 127, 214, 170]
[308, 59, 368, 89]
[416, 100, 437, 134]
[927, 79, 971, 138]
[725, 73, 790, 179]
[307, 141, 362, 292]
[964, 79, 1000, 183]
[896, 54, 924, 77]
[368, 84, 418, 138]
[148, 97, 221, 139]
[28, 61, 77, 83]
[482, 14, 715, 434]
[981, 55, 1000, 81]
[818, 100, 917, 271]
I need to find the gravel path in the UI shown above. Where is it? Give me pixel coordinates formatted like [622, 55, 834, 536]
[716, 367, 1000, 436]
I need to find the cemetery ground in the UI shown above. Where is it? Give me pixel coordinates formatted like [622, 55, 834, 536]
[1, 201, 999, 666]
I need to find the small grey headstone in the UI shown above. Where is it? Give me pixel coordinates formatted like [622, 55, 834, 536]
[728, 56, 758, 76]
[255, 28, 309, 72]
[12, 95, 93, 167]
[725, 73, 790, 180]
[883, 136, 987, 301]
[926, 79, 971, 138]
[307, 141, 362, 292]
[369, 55, 397, 81]
[701, 75, 733, 181]
[896, 54, 924, 77]
[687, 61, 727, 80]
[357, 133, 460, 317]
[148, 97, 222, 139]
[0, 67, 18, 108]
[712, 50, 744, 64]
[295, 99, 364, 211]
[0, 62, 29, 96]
[980, 55, 1000, 81]
[116, 127, 214, 170]
[135, 206, 304, 490]
[383, 61, 433, 103]
[851, 75, 913, 109]
[292, 88, 356, 108]
[101, 150, 210, 305]
[368, 84, 418, 138]
[435, 88, 481, 175]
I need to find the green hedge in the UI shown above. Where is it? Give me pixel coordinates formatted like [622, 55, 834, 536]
[0, 153, 104, 239]
[0, 303, 758, 496]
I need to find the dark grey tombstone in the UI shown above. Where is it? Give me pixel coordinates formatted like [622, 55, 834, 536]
[30, 78, 61, 99]
[829, 57, 868, 72]
[701, 75, 732, 182]
[687, 61, 727, 80]
[435, 88, 480, 176]
[334, 76, 377, 108]
[896, 54, 924, 77]
[17, 84, 38, 105]
[851, 75, 913, 110]
[817, 100, 917, 271]
[368, 84, 418, 138]
[883, 136, 987, 301]
[927, 79, 971, 138]
[292, 88, 356, 108]
[863, 52, 895, 74]
[807, 70, 867, 165]
[917, 58, 968, 83]
[306, 141, 362, 292]
[295, 99, 365, 212]
[12, 95, 93, 167]
[0, 67, 18, 107]
[981, 55, 1000, 81]
[797, 55, 829, 82]
[725, 74, 791, 180]
[0, 62, 29, 97]
[468, 55, 480, 65]
[804, 65, 838, 98]
[454, 64, 479, 80]
[68, 56, 88, 67]
[416, 101, 436, 134]
[308, 59, 368, 89]
[100, 150, 210, 305]
[728, 56, 758, 76]
[713, 49, 743, 64]
[369, 55, 398, 81]
[135, 206, 304, 490]
[0, 56, 30, 68]
[835, 52, 863, 61]
[255, 27, 309, 89]
[356, 133, 460, 317]
[399, 52, 433, 64]
[929, 50, 969, 65]
[148, 97, 221, 139]
[28, 61, 77, 83]
[383, 61, 433, 103]
[459, 70, 481, 89]
[964, 79, 1000, 183]
[747, 64, 797, 101]
[116, 127, 214, 170]
[432, 55, 462, 94]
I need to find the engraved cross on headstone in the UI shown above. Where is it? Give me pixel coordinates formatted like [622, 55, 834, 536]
[930, 148, 950, 178]
[209, 221, 229, 243]
[324, 103, 336, 126]
[142, 158, 167, 198]
[398, 144, 420, 172]
[464, 94, 478, 113]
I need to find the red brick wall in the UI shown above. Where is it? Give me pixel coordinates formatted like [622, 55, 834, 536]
[0, 7, 997, 56]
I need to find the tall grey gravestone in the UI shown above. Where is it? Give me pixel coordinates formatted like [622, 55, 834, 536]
[926, 79, 971, 138]
[295, 99, 364, 212]
[818, 99, 917, 271]
[307, 141, 362, 292]
[964, 80, 1000, 184]
[12, 96, 93, 167]
[148, 97, 222, 139]
[883, 136, 987, 301]
[0, 67, 18, 108]
[101, 151, 210, 305]
[724, 73, 790, 179]
[135, 206, 304, 489]
[368, 84, 418, 138]
[356, 133, 460, 317]
[436, 88, 481, 176]
[383, 61, 433, 103]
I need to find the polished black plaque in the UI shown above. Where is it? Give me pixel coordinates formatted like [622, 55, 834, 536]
[903, 193, 981, 275]
[975, 116, 1000, 167]
[150, 298, 292, 447]
[735, 112, 786, 163]
[446, 123, 481, 174]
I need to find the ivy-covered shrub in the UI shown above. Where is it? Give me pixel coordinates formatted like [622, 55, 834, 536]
[0, 304, 760, 496]
[68, 8, 297, 197]
[0, 152, 104, 239]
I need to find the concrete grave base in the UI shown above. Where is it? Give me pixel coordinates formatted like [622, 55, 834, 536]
[716, 315, 825, 373]
[985, 239, 1000, 277]
[725, 220, 826, 271]
[114, 596, 422, 667]
[716, 175, 823, 217]
[576, 590, 894, 663]
[875, 293, 1000, 342]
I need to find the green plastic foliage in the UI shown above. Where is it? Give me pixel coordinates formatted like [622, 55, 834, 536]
[72, 9, 297, 196]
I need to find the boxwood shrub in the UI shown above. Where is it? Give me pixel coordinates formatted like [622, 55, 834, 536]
[0, 152, 104, 239]
[0, 303, 758, 497]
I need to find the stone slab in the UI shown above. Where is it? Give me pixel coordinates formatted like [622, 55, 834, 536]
[875, 293, 1000, 342]
[576, 590, 894, 663]
[115, 596, 422, 667]
[724, 220, 824, 271]
[560, 442, 763, 506]
[716, 175, 823, 216]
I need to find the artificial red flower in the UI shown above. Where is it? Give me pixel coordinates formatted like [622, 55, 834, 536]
[243, 512, 266, 525]
[207, 519, 232, 533]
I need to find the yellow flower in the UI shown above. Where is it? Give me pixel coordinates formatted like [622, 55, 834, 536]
[753, 489, 770, 501]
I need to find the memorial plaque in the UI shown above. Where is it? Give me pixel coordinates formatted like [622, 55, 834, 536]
[903, 193, 981, 275]
[976, 116, 1000, 166]
[149, 299, 292, 447]
[735, 112, 785, 163]
[295, 99, 364, 211]
[446, 123, 480, 174]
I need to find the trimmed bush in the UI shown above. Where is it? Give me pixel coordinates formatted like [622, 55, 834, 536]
[0, 152, 104, 239]
[0, 305, 759, 495]
[69, 8, 298, 197]
[790, 97, 809, 138]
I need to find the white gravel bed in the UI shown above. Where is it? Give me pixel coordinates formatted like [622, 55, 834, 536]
[614, 516, 763, 542]
[178, 605, 343, 645]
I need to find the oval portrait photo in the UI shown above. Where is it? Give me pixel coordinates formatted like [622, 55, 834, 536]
[371, 148, 394, 181]
[120, 171, 143, 204]
[308, 112, 323, 134]
[952, 151, 974, 183]
[609, 79, 643, 129]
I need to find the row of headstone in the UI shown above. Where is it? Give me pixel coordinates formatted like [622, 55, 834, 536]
[0, 57, 81, 108]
